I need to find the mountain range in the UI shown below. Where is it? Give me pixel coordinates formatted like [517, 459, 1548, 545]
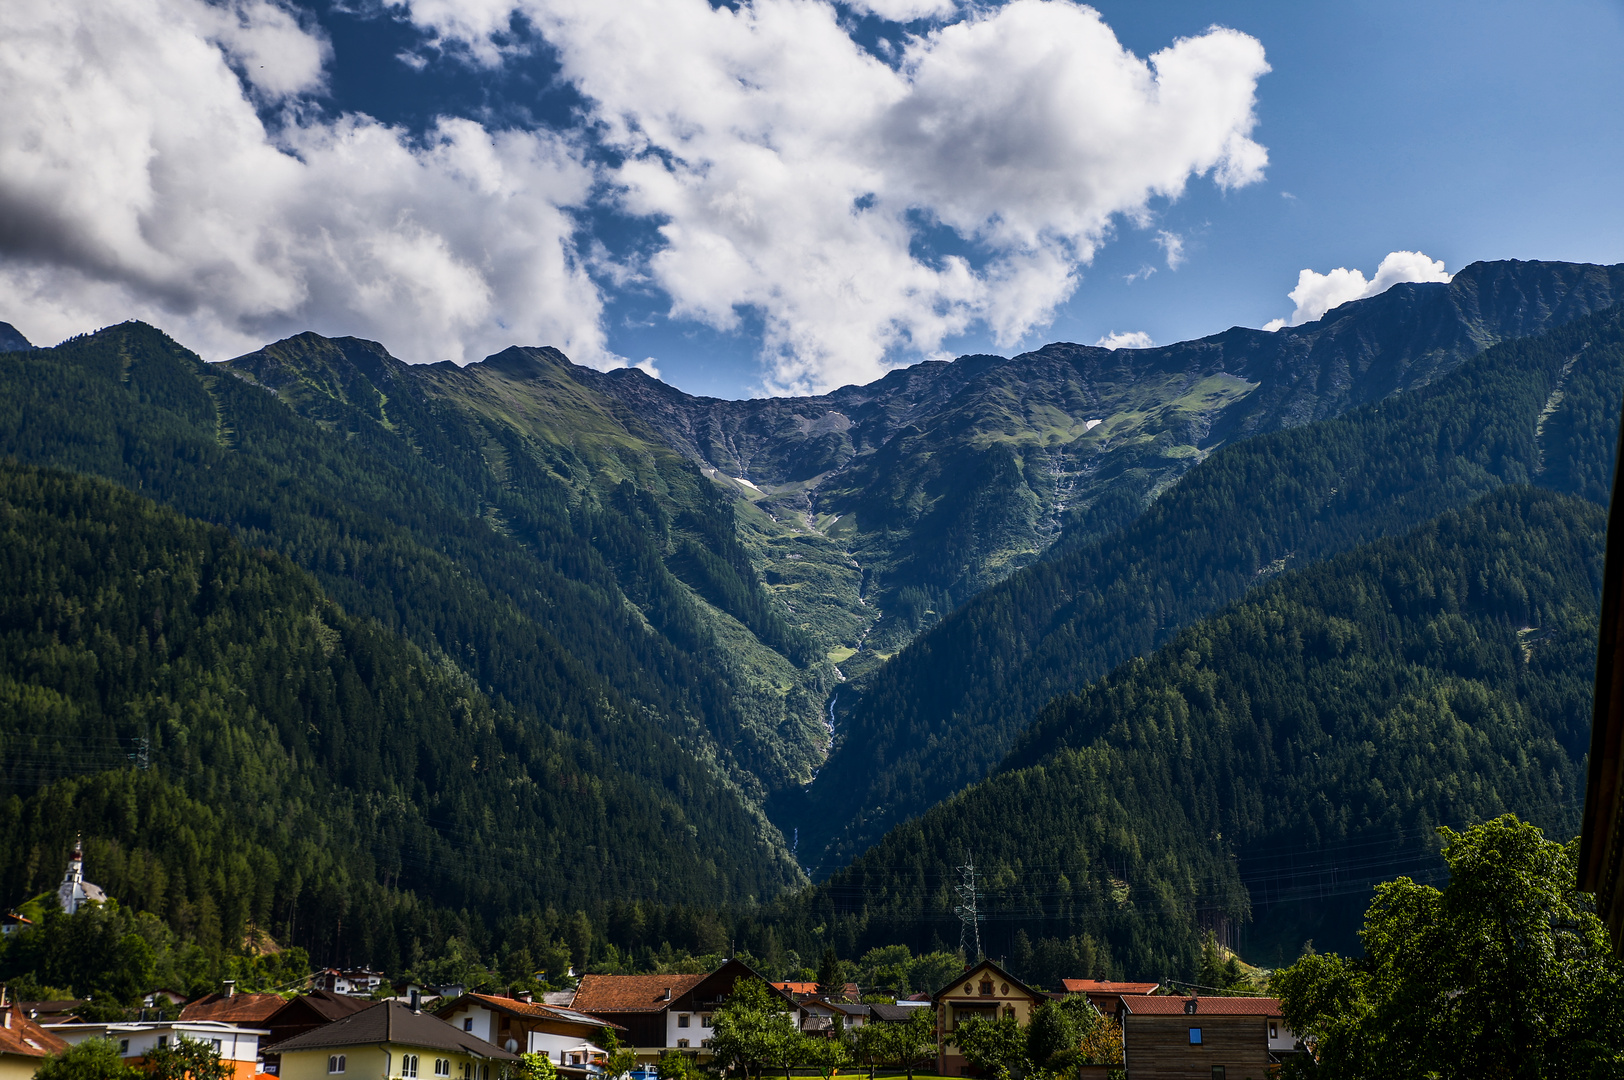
[0, 257, 1620, 981]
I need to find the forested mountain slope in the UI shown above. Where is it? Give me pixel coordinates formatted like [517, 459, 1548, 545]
[786, 486, 1599, 977]
[0, 324, 801, 905]
[790, 300, 1624, 878]
[583, 260, 1624, 666]
[0, 460, 766, 967]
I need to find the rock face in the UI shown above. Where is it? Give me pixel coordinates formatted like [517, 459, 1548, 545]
[577, 260, 1624, 670]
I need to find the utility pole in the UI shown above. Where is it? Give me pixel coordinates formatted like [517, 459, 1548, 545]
[954, 854, 983, 962]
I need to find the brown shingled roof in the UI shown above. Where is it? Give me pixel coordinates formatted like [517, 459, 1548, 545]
[437, 993, 622, 1030]
[571, 974, 707, 1014]
[1122, 996, 1280, 1016]
[181, 992, 287, 1024]
[265, 1001, 519, 1058]
[0, 1004, 68, 1059]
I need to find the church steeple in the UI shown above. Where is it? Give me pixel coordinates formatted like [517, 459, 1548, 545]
[56, 836, 106, 915]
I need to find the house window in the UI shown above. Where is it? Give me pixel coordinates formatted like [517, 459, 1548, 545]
[435, 1060, 451, 1077]
[464, 1019, 474, 1032]
[1189, 1028, 1202, 1045]
[212, 1040, 223, 1053]
[678, 1014, 690, 1028]
[1269, 1023, 1278, 1040]
[158, 1037, 169, 1049]
[404, 1054, 420, 1077]
[329, 1055, 347, 1074]
[1212, 1069, 1225, 1080]
[1002, 1006, 1015, 1021]
[119, 1041, 130, 1056]
[677, 1040, 690, 1049]
[978, 981, 993, 997]
[700, 1015, 712, 1028]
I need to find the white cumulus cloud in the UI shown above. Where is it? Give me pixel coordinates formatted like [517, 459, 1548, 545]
[1095, 330, 1154, 349]
[2, 0, 1272, 393]
[404, 0, 1271, 392]
[843, 0, 959, 20]
[0, 0, 614, 367]
[1264, 250, 1452, 330]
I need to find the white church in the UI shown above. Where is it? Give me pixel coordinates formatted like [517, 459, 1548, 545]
[56, 837, 107, 914]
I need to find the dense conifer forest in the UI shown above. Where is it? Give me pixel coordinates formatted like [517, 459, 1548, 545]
[792, 302, 1624, 876]
[787, 486, 1599, 975]
[0, 267, 1620, 994]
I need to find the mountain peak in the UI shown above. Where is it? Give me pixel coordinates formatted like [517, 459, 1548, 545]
[0, 322, 32, 352]
[474, 345, 573, 378]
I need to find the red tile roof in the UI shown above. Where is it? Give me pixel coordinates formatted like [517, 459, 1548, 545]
[772, 983, 817, 995]
[1122, 996, 1281, 1016]
[180, 992, 287, 1023]
[1060, 980, 1160, 995]
[571, 974, 708, 1014]
[0, 1005, 68, 1059]
[440, 993, 622, 1030]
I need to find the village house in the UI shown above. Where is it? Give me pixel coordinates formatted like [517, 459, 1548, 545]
[1118, 995, 1298, 1079]
[1059, 980, 1160, 1021]
[49, 1019, 269, 1080]
[244, 989, 377, 1075]
[315, 970, 385, 998]
[570, 959, 787, 1064]
[0, 915, 31, 939]
[264, 1000, 518, 1080]
[0, 994, 67, 1080]
[796, 999, 868, 1036]
[931, 960, 1043, 1077]
[181, 982, 286, 1027]
[436, 991, 619, 1077]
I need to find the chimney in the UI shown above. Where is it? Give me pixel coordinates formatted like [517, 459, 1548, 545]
[223, 980, 237, 999]
[515, 991, 533, 1005]
[410, 989, 422, 1014]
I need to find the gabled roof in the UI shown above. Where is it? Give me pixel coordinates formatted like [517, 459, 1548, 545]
[268, 989, 376, 1025]
[572, 974, 708, 1014]
[1121, 996, 1280, 1017]
[436, 993, 622, 1031]
[1060, 980, 1160, 996]
[573, 960, 782, 1015]
[0, 1005, 67, 1059]
[180, 992, 286, 1023]
[931, 960, 1041, 1003]
[866, 1004, 922, 1023]
[264, 1001, 520, 1059]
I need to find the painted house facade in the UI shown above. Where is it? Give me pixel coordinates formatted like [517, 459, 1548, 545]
[265, 1001, 518, 1080]
[50, 1020, 268, 1080]
[932, 961, 1043, 1077]
[436, 992, 619, 1076]
[571, 959, 787, 1064]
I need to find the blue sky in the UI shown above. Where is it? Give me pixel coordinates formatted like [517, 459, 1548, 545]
[2, 0, 1621, 398]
